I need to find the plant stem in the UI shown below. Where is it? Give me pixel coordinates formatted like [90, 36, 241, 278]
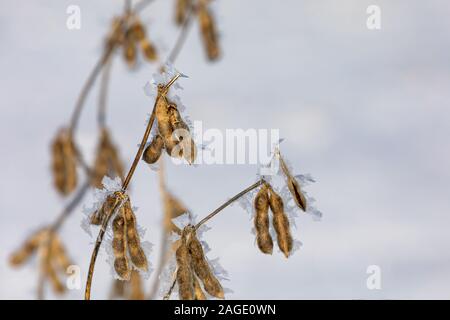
[195, 179, 264, 229]
[97, 57, 114, 128]
[167, 3, 195, 64]
[122, 74, 180, 191]
[69, 48, 113, 135]
[84, 75, 181, 300]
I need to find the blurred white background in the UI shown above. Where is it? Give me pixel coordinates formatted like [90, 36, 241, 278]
[1, 0, 450, 299]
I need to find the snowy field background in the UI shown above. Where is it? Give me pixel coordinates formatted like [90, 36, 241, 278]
[1, 0, 450, 299]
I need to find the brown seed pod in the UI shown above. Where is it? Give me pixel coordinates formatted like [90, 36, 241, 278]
[142, 134, 164, 164]
[9, 229, 47, 266]
[268, 187, 293, 258]
[198, 3, 220, 61]
[279, 155, 307, 211]
[140, 38, 158, 61]
[106, 17, 125, 50]
[167, 103, 197, 164]
[123, 200, 148, 271]
[193, 274, 206, 300]
[155, 96, 182, 158]
[176, 235, 195, 300]
[51, 128, 78, 196]
[40, 244, 65, 294]
[90, 193, 119, 225]
[123, 36, 137, 67]
[128, 19, 146, 42]
[286, 177, 307, 212]
[254, 185, 273, 254]
[129, 270, 145, 300]
[112, 211, 131, 280]
[110, 279, 126, 299]
[92, 128, 125, 189]
[175, 0, 192, 25]
[188, 229, 224, 299]
[50, 234, 72, 271]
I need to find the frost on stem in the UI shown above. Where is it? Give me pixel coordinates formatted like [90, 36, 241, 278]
[158, 213, 231, 300]
[81, 176, 153, 280]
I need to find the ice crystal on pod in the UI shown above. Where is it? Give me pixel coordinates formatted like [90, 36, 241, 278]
[143, 63, 187, 99]
[81, 176, 153, 280]
[160, 213, 231, 299]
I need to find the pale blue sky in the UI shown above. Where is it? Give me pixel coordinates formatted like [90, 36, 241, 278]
[1, 0, 450, 299]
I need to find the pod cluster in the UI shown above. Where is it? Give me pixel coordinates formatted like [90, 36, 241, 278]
[174, 0, 220, 61]
[90, 192, 148, 280]
[143, 95, 197, 165]
[91, 128, 125, 189]
[175, 225, 224, 300]
[51, 128, 78, 196]
[253, 183, 294, 258]
[107, 13, 158, 68]
[9, 229, 72, 294]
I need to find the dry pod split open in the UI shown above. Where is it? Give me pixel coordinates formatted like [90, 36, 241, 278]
[253, 184, 273, 254]
[10, 229, 73, 295]
[92, 128, 125, 188]
[267, 186, 293, 258]
[51, 128, 78, 195]
[279, 154, 307, 212]
[198, 0, 220, 61]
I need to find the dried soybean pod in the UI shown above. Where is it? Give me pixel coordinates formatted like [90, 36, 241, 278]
[175, 0, 191, 25]
[112, 210, 131, 280]
[129, 19, 146, 42]
[90, 193, 118, 225]
[188, 230, 224, 299]
[279, 156, 307, 211]
[156, 96, 181, 158]
[268, 187, 293, 258]
[142, 134, 164, 164]
[50, 234, 72, 271]
[198, 3, 220, 61]
[168, 103, 190, 133]
[123, 200, 148, 271]
[254, 185, 273, 254]
[287, 177, 307, 212]
[193, 274, 206, 300]
[129, 270, 145, 300]
[140, 38, 158, 61]
[110, 279, 126, 299]
[9, 230, 46, 266]
[123, 36, 137, 67]
[92, 128, 125, 188]
[40, 245, 65, 294]
[176, 237, 195, 300]
[51, 128, 78, 196]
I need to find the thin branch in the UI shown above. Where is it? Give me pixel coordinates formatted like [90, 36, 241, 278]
[163, 270, 178, 300]
[195, 179, 264, 229]
[84, 75, 181, 300]
[69, 48, 113, 135]
[51, 181, 90, 233]
[122, 73, 180, 190]
[134, 0, 156, 13]
[97, 57, 114, 128]
[167, 3, 196, 64]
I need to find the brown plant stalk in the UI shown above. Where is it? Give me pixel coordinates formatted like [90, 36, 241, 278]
[84, 74, 181, 300]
